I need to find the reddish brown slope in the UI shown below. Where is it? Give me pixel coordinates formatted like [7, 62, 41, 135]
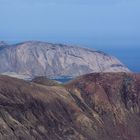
[66, 72, 140, 140]
[0, 73, 140, 140]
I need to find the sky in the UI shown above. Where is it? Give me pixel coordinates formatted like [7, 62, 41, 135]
[0, 0, 140, 72]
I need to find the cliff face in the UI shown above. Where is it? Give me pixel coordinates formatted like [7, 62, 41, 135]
[0, 41, 130, 78]
[0, 73, 140, 140]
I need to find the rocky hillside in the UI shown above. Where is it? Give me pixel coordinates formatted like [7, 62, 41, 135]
[0, 41, 130, 78]
[0, 73, 140, 140]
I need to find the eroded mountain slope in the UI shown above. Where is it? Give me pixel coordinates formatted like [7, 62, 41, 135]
[0, 73, 140, 140]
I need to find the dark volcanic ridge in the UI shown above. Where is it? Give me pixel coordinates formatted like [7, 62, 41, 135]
[0, 72, 140, 140]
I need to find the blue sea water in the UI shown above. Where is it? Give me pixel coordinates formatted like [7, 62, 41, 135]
[97, 47, 140, 73]
[54, 78, 73, 83]
[51, 76, 73, 83]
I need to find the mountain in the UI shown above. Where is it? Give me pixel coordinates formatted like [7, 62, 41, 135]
[0, 72, 140, 140]
[0, 41, 7, 46]
[0, 41, 8, 50]
[0, 41, 130, 79]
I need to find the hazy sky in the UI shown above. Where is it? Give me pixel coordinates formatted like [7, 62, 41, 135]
[0, 0, 140, 71]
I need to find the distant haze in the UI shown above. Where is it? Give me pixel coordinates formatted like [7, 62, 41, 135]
[0, 0, 140, 72]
